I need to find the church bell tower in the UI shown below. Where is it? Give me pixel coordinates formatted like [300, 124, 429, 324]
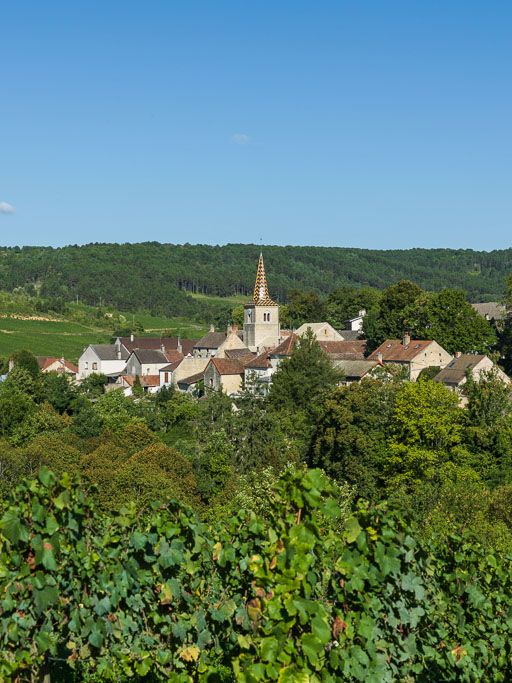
[244, 253, 280, 352]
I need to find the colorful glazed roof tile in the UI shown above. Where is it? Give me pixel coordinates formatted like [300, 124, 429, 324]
[253, 253, 277, 306]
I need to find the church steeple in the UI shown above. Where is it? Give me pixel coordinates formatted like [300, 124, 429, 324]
[253, 253, 277, 306]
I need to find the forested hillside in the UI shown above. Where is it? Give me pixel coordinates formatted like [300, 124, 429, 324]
[1, 244, 510, 320]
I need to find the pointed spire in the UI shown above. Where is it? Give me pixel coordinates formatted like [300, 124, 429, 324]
[253, 253, 276, 305]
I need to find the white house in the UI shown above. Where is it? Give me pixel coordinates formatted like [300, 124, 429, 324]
[345, 309, 366, 332]
[78, 342, 129, 380]
[125, 349, 174, 376]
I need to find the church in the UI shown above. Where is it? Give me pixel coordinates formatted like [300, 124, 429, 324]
[243, 253, 281, 352]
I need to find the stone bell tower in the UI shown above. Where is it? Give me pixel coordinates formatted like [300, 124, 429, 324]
[244, 253, 280, 352]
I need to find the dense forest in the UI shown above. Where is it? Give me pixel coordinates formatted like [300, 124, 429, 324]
[0, 243, 511, 322]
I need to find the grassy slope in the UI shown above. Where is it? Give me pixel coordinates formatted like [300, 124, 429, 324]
[0, 293, 210, 361]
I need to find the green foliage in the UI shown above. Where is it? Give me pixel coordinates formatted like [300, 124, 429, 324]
[78, 373, 108, 398]
[10, 349, 40, 379]
[309, 380, 400, 500]
[269, 329, 340, 414]
[280, 290, 326, 328]
[405, 288, 497, 354]
[325, 285, 381, 330]
[1, 466, 512, 680]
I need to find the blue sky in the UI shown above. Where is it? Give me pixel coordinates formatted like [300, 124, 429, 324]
[1, 1, 511, 249]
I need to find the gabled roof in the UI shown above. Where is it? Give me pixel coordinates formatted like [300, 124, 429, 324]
[119, 336, 196, 356]
[121, 374, 160, 388]
[91, 344, 130, 361]
[245, 350, 272, 369]
[224, 348, 254, 361]
[338, 329, 362, 341]
[208, 358, 245, 376]
[433, 354, 487, 385]
[131, 349, 170, 364]
[368, 339, 435, 363]
[158, 359, 183, 373]
[333, 359, 380, 379]
[319, 340, 367, 359]
[177, 371, 205, 387]
[471, 302, 506, 321]
[194, 331, 227, 350]
[37, 356, 78, 373]
[270, 333, 298, 357]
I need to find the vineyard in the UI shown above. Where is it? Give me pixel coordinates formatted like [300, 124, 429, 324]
[0, 466, 510, 682]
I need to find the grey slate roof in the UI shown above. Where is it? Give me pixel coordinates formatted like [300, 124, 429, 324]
[472, 302, 506, 322]
[194, 332, 227, 349]
[91, 344, 129, 361]
[333, 359, 380, 379]
[339, 330, 362, 341]
[119, 336, 196, 356]
[177, 371, 205, 386]
[433, 354, 486, 385]
[132, 349, 169, 364]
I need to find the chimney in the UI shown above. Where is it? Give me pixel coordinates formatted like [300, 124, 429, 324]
[115, 338, 122, 360]
[130, 333, 134, 342]
[376, 351, 383, 365]
[402, 332, 411, 347]
[226, 324, 233, 335]
[177, 336, 182, 354]
[233, 323, 239, 336]
[161, 343, 165, 354]
[455, 351, 462, 358]
[358, 309, 366, 317]
[210, 324, 215, 333]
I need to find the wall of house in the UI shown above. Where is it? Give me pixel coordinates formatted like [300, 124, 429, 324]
[78, 348, 127, 379]
[216, 331, 247, 358]
[125, 355, 141, 376]
[410, 342, 453, 380]
[244, 367, 274, 395]
[204, 364, 219, 391]
[172, 358, 208, 384]
[220, 373, 243, 395]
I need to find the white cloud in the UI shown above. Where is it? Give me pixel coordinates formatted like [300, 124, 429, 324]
[231, 133, 251, 145]
[0, 201, 15, 214]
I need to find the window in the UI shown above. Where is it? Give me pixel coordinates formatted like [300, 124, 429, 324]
[92, 362, 98, 371]
[85, 361, 89, 369]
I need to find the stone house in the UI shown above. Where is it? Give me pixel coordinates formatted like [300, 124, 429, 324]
[433, 354, 510, 398]
[368, 334, 452, 381]
[294, 322, 344, 341]
[204, 358, 245, 395]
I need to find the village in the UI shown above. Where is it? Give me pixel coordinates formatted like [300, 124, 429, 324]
[24, 255, 510, 402]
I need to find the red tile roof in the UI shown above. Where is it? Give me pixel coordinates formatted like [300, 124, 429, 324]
[37, 356, 78, 373]
[270, 334, 299, 357]
[319, 340, 367, 359]
[245, 350, 272, 369]
[121, 374, 160, 387]
[368, 339, 434, 362]
[209, 358, 245, 375]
